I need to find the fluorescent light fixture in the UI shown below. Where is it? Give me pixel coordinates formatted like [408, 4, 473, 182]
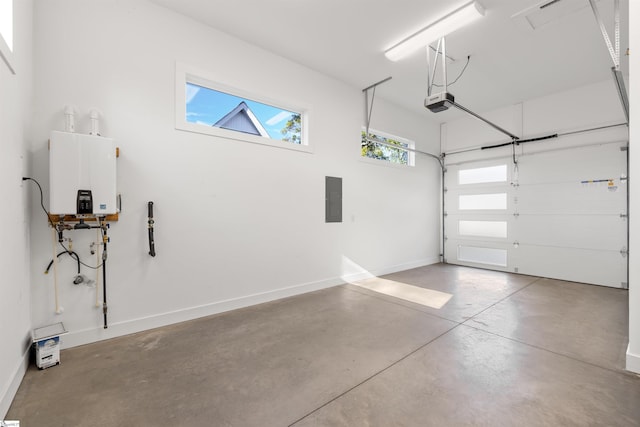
[385, 1, 485, 62]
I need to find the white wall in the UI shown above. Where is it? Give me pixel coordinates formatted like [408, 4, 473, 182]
[29, 0, 441, 349]
[627, 0, 639, 374]
[442, 79, 628, 159]
[0, 0, 33, 418]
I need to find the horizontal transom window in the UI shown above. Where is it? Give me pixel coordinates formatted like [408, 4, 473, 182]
[361, 128, 414, 166]
[175, 63, 310, 153]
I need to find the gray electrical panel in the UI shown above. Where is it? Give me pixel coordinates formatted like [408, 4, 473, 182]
[325, 176, 342, 223]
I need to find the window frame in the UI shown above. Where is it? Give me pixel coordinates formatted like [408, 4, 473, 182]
[0, 0, 15, 74]
[175, 62, 311, 153]
[360, 127, 415, 167]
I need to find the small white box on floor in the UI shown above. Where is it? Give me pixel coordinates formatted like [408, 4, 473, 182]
[32, 322, 68, 369]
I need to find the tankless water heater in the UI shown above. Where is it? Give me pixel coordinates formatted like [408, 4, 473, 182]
[49, 131, 117, 216]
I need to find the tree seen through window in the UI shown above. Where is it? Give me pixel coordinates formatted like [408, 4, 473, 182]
[361, 130, 411, 165]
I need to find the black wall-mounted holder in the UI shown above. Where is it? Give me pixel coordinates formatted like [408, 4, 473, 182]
[148, 201, 156, 257]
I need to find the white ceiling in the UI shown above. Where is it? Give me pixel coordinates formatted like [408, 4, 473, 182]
[150, 0, 629, 122]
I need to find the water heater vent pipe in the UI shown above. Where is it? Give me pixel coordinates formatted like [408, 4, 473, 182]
[64, 105, 76, 133]
[89, 108, 101, 136]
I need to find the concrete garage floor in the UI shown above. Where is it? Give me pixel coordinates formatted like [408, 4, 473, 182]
[7, 263, 640, 426]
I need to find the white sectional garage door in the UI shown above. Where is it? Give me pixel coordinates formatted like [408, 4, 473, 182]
[444, 141, 628, 288]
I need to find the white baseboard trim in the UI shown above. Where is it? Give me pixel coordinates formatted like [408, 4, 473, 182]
[61, 276, 340, 349]
[627, 343, 640, 374]
[61, 257, 440, 350]
[0, 349, 30, 420]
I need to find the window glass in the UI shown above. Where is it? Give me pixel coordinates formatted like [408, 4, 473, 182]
[0, 0, 14, 73]
[458, 246, 507, 267]
[186, 83, 302, 144]
[459, 220, 508, 238]
[361, 129, 414, 166]
[459, 193, 507, 210]
[459, 165, 507, 185]
[0, 0, 12, 51]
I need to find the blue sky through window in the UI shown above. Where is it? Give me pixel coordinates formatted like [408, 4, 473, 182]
[186, 83, 297, 140]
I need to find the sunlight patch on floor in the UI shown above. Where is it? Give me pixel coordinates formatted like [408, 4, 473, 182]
[351, 277, 452, 309]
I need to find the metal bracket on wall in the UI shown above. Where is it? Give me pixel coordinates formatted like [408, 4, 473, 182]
[362, 76, 392, 140]
[588, 0, 629, 122]
[588, 0, 620, 68]
[620, 246, 628, 257]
